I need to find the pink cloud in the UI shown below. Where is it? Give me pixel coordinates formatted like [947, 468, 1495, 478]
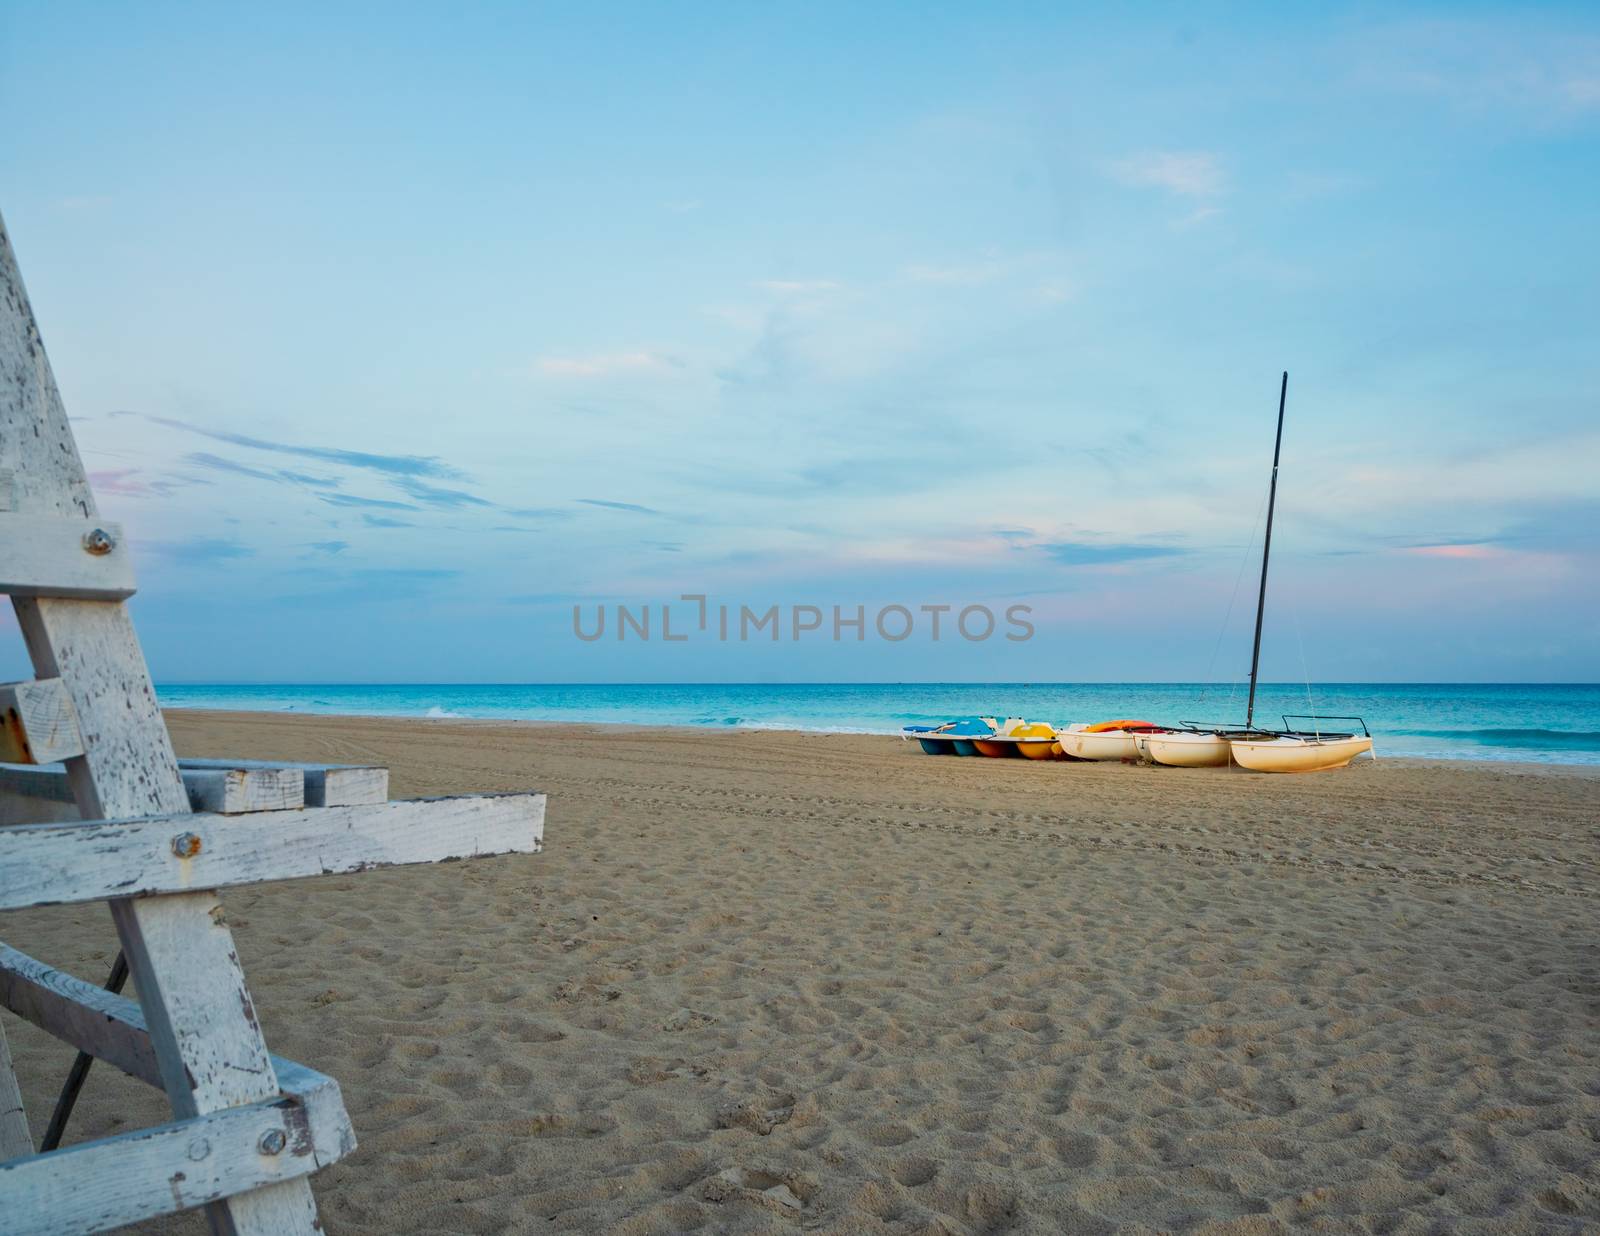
[1403, 543, 1498, 559]
[88, 469, 149, 496]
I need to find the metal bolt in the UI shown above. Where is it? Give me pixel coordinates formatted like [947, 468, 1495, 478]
[171, 832, 202, 859]
[258, 1128, 287, 1156]
[187, 1136, 211, 1162]
[82, 527, 116, 555]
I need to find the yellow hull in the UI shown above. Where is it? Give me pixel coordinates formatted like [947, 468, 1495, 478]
[1010, 722, 1059, 759]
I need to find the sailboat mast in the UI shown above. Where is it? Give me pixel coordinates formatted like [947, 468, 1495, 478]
[1245, 371, 1288, 729]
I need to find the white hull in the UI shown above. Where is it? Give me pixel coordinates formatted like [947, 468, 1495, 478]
[1061, 730, 1144, 761]
[1229, 734, 1374, 773]
[1140, 731, 1233, 767]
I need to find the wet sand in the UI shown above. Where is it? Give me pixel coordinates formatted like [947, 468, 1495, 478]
[4, 711, 1597, 1233]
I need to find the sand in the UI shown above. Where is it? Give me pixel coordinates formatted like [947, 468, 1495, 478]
[4, 712, 1598, 1234]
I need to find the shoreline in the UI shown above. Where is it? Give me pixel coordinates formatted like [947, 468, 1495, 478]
[159, 707, 1600, 773]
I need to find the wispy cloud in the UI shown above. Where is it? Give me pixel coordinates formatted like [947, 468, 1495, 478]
[362, 514, 414, 529]
[316, 492, 418, 511]
[186, 453, 340, 489]
[142, 536, 255, 564]
[578, 498, 661, 515]
[88, 468, 151, 496]
[306, 540, 349, 555]
[133, 414, 468, 479]
[1040, 541, 1187, 566]
[85, 467, 206, 498]
[187, 453, 279, 482]
[1111, 151, 1225, 197]
[391, 477, 492, 508]
[1401, 542, 1499, 559]
[536, 350, 683, 378]
[1350, 19, 1600, 119]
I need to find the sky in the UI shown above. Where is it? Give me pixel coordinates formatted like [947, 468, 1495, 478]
[2, 2, 1597, 683]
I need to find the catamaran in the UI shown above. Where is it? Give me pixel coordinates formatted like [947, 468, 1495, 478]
[1145, 372, 1375, 773]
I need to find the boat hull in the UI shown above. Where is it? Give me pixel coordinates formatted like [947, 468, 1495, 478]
[1060, 730, 1143, 761]
[972, 739, 1016, 758]
[1230, 735, 1374, 772]
[1009, 721, 1059, 759]
[1140, 732, 1233, 767]
[952, 739, 980, 756]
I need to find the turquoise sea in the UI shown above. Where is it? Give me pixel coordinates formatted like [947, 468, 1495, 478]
[156, 683, 1600, 765]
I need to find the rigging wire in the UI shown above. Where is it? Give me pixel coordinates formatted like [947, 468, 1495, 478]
[1199, 481, 1271, 718]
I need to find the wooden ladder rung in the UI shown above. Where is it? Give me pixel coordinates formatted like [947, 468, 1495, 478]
[179, 758, 390, 806]
[0, 515, 136, 600]
[1, 762, 302, 817]
[0, 792, 545, 909]
[0, 680, 84, 765]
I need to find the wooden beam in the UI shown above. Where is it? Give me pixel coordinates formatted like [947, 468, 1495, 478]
[179, 758, 388, 806]
[0, 791, 545, 910]
[180, 766, 304, 814]
[0, 1083, 353, 1235]
[0, 514, 136, 600]
[0, 1020, 30, 1160]
[0, 680, 83, 764]
[0, 943, 156, 1085]
[1, 762, 307, 816]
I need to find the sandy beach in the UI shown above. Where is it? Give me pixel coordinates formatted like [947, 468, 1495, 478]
[4, 711, 1597, 1234]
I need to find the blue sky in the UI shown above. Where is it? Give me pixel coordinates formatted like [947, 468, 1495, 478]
[2, 3, 1597, 682]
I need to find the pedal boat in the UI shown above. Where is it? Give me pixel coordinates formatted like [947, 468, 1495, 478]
[980, 721, 1060, 760]
[972, 717, 1028, 757]
[903, 724, 956, 755]
[902, 717, 1000, 756]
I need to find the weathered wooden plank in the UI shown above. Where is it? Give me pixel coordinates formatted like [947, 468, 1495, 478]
[179, 758, 388, 806]
[0, 514, 136, 600]
[0, 1084, 351, 1235]
[1, 762, 307, 816]
[0, 792, 545, 910]
[0, 679, 84, 764]
[0, 1018, 31, 1160]
[0, 945, 355, 1158]
[307, 763, 387, 805]
[0, 942, 157, 1086]
[180, 766, 305, 814]
[3, 208, 324, 1232]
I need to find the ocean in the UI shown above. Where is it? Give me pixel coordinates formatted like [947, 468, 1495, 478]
[155, 682, 1600, 766]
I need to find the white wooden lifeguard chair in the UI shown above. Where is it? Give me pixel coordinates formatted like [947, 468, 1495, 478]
[0, 210, 546, 1233]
